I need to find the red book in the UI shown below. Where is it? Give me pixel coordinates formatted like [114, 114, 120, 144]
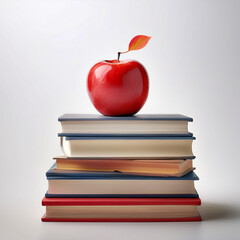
[42, 197, 201, 222]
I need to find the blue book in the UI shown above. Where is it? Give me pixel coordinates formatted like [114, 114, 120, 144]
[58, 114, 193, 137]
[46, 164, 199, 198]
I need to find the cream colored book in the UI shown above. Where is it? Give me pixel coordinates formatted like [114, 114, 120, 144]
[46, 165, 199, 197]
[58, 114, 193, 135]
[61, 136, 195, 159]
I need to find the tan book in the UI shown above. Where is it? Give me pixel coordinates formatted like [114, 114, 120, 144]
[53, 157, 194, 177]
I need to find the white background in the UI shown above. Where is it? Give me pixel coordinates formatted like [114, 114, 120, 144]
[1, 0, 240, 239]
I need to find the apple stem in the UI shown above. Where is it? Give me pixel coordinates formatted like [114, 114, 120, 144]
[118, 52, 121, 62]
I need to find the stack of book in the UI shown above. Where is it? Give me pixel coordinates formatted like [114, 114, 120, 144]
[42, 114, 201, 222]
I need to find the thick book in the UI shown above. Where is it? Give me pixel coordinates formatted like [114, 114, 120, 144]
[41, 197, 201, 222]
[58, 114, 193, 137]
[46, 164, 199, 198]
[53, 157, 194, 177]
[61, 136, 195, 159]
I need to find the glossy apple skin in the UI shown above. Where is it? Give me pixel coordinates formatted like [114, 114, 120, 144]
[87, 59, 149, 116]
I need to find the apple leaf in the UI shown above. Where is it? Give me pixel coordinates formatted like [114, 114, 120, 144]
[128, 35, 151, 52]
[118, 35, 151, 61]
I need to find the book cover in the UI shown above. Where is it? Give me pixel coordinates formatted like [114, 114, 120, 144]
[45, 192, 199, 198]
[41, 216, 202, 222]
[58, 132, 194, 137]
[58, 114, 193, 122]
[42, 197, 201, 206]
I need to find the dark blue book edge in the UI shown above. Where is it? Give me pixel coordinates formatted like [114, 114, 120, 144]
[45, 192, 199, 198]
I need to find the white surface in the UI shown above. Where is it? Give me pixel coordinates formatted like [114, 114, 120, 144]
[0, 0, 240, 239]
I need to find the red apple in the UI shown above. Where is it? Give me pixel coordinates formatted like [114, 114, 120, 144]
[87, 59, 149, 116]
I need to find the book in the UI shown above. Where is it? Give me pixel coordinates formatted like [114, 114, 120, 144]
[61, 136, 195, 158]
[46, 164, 199, 198]
[41, 197, 201, 222]
[53, 157, 194, 177]
[58, 114, 193, 137]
